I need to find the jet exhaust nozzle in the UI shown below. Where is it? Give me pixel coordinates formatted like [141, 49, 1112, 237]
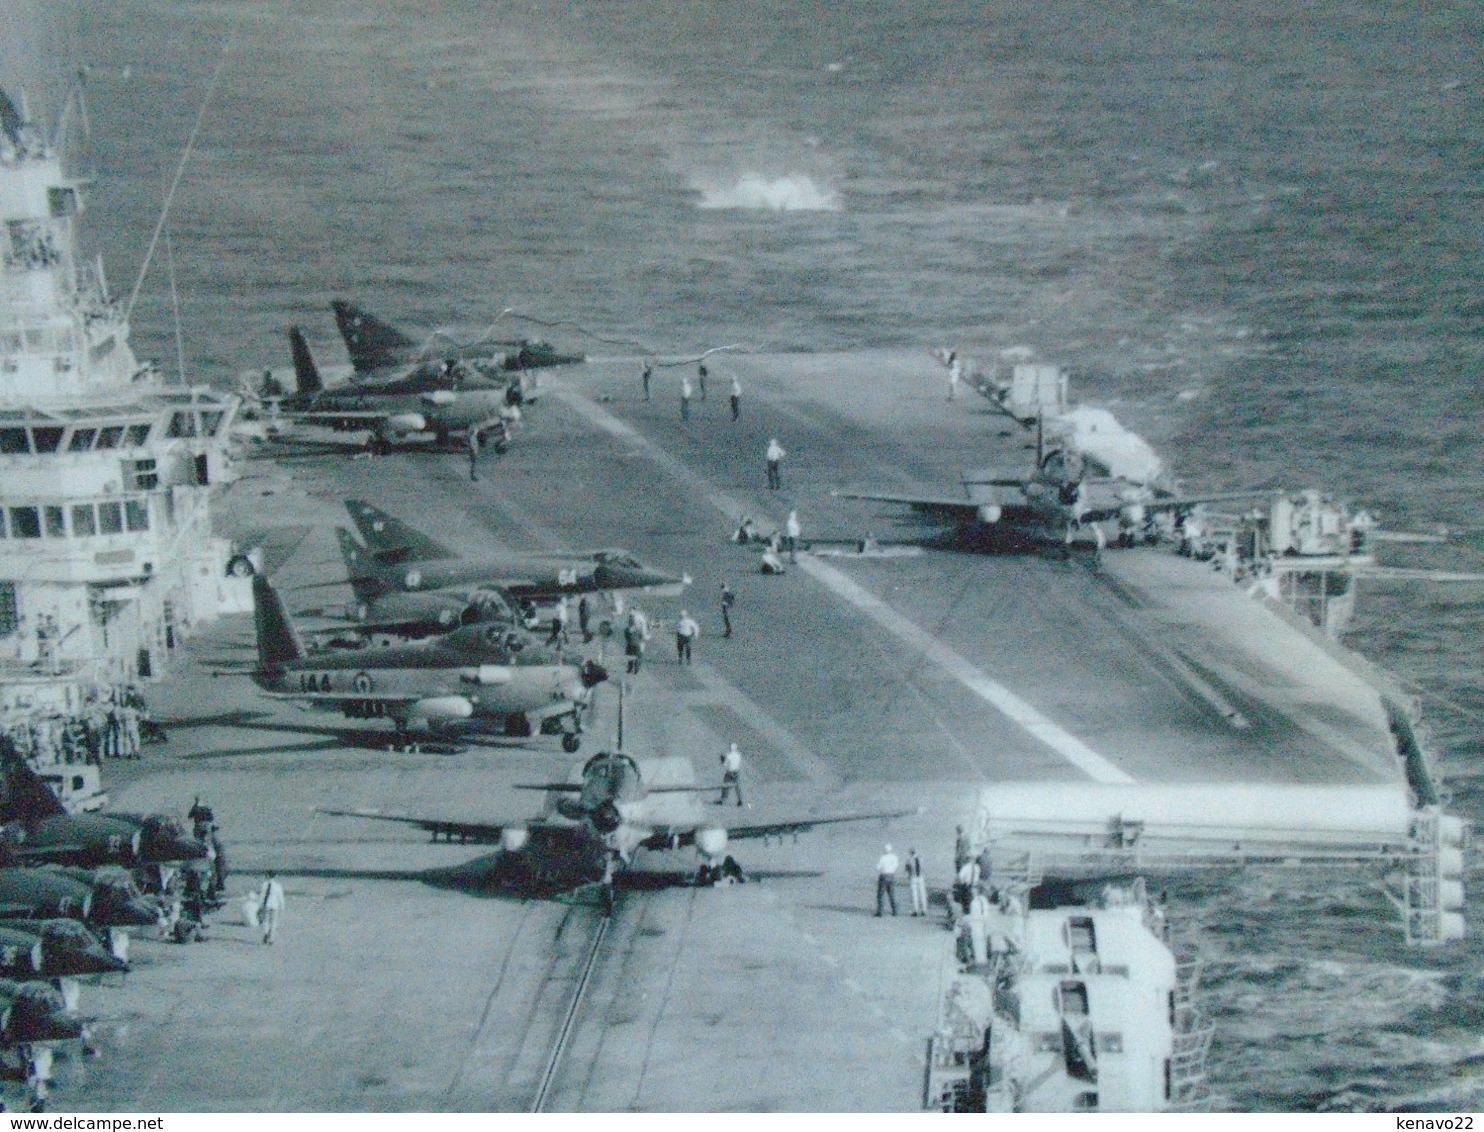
[500, 827, 530, 853]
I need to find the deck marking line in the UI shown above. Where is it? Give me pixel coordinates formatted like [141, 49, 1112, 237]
[799, 555, 1134, 784]
[551, 384, 1134, 785]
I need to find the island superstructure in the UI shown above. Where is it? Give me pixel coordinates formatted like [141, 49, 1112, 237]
[0, 89, 237, 720]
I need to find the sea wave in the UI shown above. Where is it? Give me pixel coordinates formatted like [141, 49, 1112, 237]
[694, 173, 841, 212]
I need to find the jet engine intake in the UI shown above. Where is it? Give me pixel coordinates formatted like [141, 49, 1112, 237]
[590, 801, 623, 835]
[695, 826, 728, 859]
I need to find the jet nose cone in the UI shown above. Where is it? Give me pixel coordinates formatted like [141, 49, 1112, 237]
[122, 896, 163, 927]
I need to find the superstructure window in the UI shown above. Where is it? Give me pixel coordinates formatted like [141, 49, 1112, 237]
[0, 428, 31, 454]
[201, 411, 224, 436]
[96, 426, 124, 450]
[125, 499, 149, 532]
[71, 504, 96, 536]
[0, 583, 16, 636]
[68, 428, 96, 452]
[167, 412, 197, 438]
[44, 506, 65, 538]
[0, 509, 6, 537]
[125, 424, 151, 446]
[98, 501, 123, 535]
[128, 459, 158, 491]
[31, 427, 63, 453]
[9, 507, 41, 538]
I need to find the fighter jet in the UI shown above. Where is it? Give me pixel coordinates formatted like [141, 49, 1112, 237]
[251, 575, 606, 749]
[333, 299, 585, 380]
[0, 920, 125, 977]
[291, 529, 521, 641]
[0, 762, 207, 869]
[0, 864, 159, 929]
[320, 747, 911, 914]
[0, 979, 86, 1043]
[838, 421, 1260, 553]
[343, 500, 689, 602]
[269, 328, 518, 454]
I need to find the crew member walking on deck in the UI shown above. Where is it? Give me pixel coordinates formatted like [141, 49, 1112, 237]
[718, 742, 745, 806]
[720, 582, 735, 637]
[947, 350, 962, 401]
[259, 871, 285, 945]
[876, 844, 900, 917]
[467, 429, 481, 481]
[729, 376, 741, 421]
[907, 847, 928, 916]
[680, 376, 693, 421]
[547, 597, 570, 646]
[697, 361, 708, 400]
[765, 437, 786, 490]
[675, 610, 699, 665]
[578, 594, 593, 642]
[642, 361, 652, 401]
[624, 608, 649, 674]
[784, 510, 802, 563]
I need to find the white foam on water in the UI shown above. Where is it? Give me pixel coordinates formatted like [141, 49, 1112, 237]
[694, 173, 841, 212]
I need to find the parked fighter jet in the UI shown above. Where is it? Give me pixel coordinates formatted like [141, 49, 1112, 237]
[293, 529, 521, 641]
[320, 747, 911, 914]
[0, 920, 125, 977]
[0, 864, 158, 928]
[343, 500, 689, 602]
[838, 421, 1259, 553]
[251, 575, 606, 749]
[333, 299, 585, 379]
[0, 978, 85, 1043]
[268, 328, 517, 454]
[0, 762, 206, 869]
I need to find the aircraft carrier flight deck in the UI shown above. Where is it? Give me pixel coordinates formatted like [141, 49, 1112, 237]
[63, 349, 1414, 1111]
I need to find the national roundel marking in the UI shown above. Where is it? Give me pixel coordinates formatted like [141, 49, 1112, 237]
[353, 672, 374, 694]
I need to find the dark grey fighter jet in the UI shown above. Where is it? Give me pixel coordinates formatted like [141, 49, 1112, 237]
[344, 500, 688, 602]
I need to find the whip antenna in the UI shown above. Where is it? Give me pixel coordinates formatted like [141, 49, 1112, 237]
[124, 29, 235, 323]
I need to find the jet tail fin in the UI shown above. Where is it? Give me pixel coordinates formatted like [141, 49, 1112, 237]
[253, 575, 307, 670]
[344, 500, 457, 562]
[332, 299, 417, 374]
[0, 757, 67, 821]
[288, 327, 323, 395]
[335, 528, 385, 605]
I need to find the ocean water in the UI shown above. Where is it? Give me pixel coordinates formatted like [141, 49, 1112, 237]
[6, 0, 1483, 1111]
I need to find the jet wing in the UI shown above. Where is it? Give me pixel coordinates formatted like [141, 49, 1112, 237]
[645, 808, 916, 849]
[258, 691, 434, 704]
[279, 410, 393, 427]
[314, 807, 509, 843]
[6, 841, 94, 864]
[834, 490, 1033, 524]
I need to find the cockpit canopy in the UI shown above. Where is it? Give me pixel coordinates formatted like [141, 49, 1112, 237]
[590, 550, 643, 569]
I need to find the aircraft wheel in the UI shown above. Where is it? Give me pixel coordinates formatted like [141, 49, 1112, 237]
[226, 555, 255, 578]
[562, 732, 581, 753]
